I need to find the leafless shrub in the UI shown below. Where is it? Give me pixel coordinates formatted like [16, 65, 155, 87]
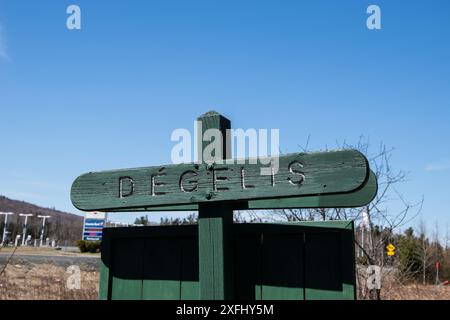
[238, 137, 424, 299]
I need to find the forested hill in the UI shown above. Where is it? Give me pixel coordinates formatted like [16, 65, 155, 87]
[0, 195, 83, 245]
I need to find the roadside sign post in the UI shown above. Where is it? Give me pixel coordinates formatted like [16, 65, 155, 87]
[37, 215, 51, 247]
[71, 111, 377, 300]
[0, 212, 14, 245]
[15, 235, 21, 247]
[82, 212, 107, 241]
[386, 243, 395, 257]
[19, 213, 33, 246]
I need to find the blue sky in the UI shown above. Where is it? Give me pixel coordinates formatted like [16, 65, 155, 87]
[0, 1, 449, 236]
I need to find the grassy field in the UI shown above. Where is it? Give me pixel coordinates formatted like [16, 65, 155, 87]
[0, 262, 99, 300]
[0, 253, 449, 300]
[382, 283, 450, 300]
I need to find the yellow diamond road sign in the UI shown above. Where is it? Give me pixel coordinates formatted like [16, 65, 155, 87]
[387, 244, 395, 256]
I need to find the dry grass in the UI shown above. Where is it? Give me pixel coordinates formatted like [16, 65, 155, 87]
[0, 246, 100, 257]
[0, 262, 99, 300]
[2, 260, 449, 300]
[382, 282, 450, 300]
[357, 266, 450, 300]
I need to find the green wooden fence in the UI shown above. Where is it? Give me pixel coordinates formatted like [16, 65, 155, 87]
[99, 220, 356, 300]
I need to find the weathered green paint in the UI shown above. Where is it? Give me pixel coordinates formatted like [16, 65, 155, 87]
[141, 236, 200, 300]
[248, 170, 376, 209]
[260, 233, 304, 300]
[233, 221, 356, 300]
[111, 277, 142, 300]
[99, 225, 200, 300]
[98, 260, 109, 300]
[198, 203, 234, 299]
[197, 111, 234, 300]
[110, 238, 144, 300]
[294, 220, 356, 300]
[112, 170, 377, 212]
[142, 237, 181, 300]
[99, 220, 356, 300]
[180, 281, 200, 300]
[71, 149, 369, 212]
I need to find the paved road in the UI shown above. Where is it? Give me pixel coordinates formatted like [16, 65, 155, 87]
[0, 252, 100, 269]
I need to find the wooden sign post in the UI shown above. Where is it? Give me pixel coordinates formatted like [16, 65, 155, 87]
[196, 111, 234, 299]
[71, 111, 376, 300]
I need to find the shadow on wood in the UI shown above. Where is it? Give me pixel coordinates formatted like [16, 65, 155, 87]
[100, 221, 355, 300]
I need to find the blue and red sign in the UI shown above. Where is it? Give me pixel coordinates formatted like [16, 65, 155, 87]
[82, 212, 106, 241]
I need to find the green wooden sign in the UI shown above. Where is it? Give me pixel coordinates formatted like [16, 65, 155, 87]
[71, 150, 369, 212]
[111, 170, 378, 212]
[73, 110, 377, 301]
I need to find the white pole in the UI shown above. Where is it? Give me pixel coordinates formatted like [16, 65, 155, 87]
[19, 214, 33, 246]
[37, 215, 51, 247]
[15, 235, 21, 247]
[23, 215, 28, 246]
[40, 217, 46, 247]
[2, 213, 8, 244]
[0, 212, 14, 245]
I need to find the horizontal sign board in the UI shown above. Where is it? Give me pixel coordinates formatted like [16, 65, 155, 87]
[85, 212, 106, 219]
[84, 227, 103, 232]
[71, 150, 369, 212]
[84, 236, 102, 241]
[84, 231, 103, 236]
[247, 169, 376, 209]
[84, 219, 106, 227]
[112, 170, 377, 212]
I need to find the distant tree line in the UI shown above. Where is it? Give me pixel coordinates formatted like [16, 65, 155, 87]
[396, 226, 449, 284]
[133, 214, 198, 226]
